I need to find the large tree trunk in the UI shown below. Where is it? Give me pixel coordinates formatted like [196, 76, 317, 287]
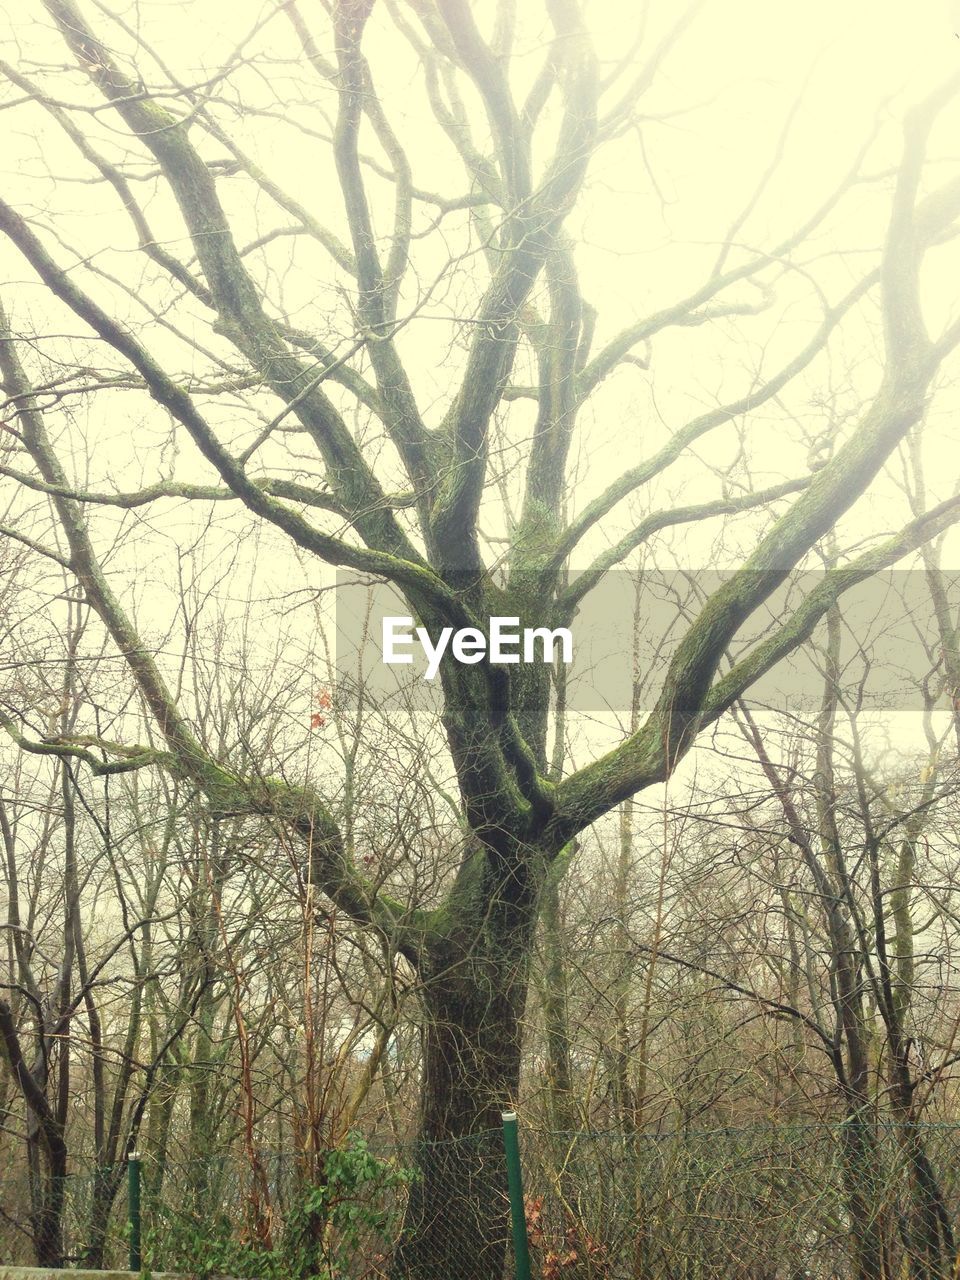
[393, 853, 539, 1280]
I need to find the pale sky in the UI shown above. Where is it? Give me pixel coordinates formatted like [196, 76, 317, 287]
[1, 0, 958, 803]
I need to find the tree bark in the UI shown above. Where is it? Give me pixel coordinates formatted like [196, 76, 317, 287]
[838, 1107, 886, 1280]
[540, 868, 576, 1133]
[393, 852, 539, 1280]
[888, 1057, 954, 1280]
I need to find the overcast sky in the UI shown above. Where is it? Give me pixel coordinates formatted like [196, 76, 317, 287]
[1, 0, 958, 792]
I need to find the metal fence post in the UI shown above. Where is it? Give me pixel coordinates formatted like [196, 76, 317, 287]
[502, 1111, 532, 1280]
[128, 1151, 142, 1273]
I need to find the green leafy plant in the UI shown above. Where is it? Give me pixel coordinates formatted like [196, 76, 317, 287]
[143, 1137, 416, 1280]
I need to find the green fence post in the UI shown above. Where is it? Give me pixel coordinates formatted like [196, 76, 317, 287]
[502, 1110, 532, 1280]
[128, 1151, 142, 1274]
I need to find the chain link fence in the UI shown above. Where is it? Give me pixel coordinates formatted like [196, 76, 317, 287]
[3, 1120, 960, 1277]
[520, 1121, 960, 1279]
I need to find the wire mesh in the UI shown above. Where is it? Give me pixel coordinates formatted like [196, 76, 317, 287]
[2, 1121, 960, 1277]
[519, 1121, 960, 1279]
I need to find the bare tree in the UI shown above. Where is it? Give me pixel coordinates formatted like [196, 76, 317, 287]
[1, 3, 960, 1274]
